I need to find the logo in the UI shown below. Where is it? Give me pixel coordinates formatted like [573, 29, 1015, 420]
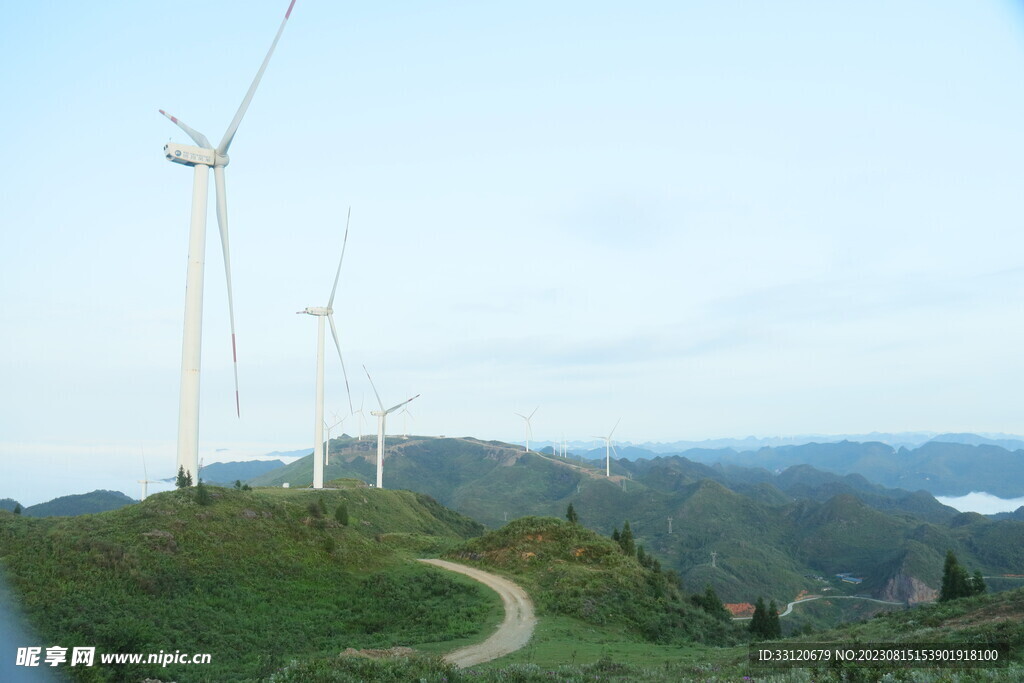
[175, 150, 182, 157]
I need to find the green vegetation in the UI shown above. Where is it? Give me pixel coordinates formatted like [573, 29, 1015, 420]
[20, 490, 136, 518]
[0, 485, 495, 681]
[941, 550, 987, 601]
[246, 436, 1024, 614]
[175, 465, 192, 488]
[448, 516, 741, 646]
[749, 597, 782, 639]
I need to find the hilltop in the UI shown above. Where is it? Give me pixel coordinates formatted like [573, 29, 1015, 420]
[0, 484, 494, 681]
[447, 516, 741, 645]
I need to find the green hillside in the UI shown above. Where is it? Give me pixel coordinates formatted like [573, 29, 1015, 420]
[447, 516, 742, 646]
[23, 489, 136, 517]
[0, 485, 494, 682]
[246, 437, 1024, 614]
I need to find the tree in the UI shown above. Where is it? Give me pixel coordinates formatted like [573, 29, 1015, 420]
[566, 503, 579, 524]
[175, 466, 190, 489]
[767, 600, 782, 638]
[195, 480, 211, 506]
[749, 597, 770, 639]
[971, 570, 987, 596]
[692, 584, 729, 620]
[749, 597, 782, 639]
[234, 480, 242, 489]
[618, 521, 635, 557]
[611, 528, 620, 543]
[335, 503, 349, 526]
[13, 503, 21, 515]
[940, 550, 976, 601]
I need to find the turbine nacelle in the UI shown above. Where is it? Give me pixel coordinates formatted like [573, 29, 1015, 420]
[298, 306, 332, 316]
[164, 142, 216, 167]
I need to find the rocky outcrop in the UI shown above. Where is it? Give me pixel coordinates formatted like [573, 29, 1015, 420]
[879, 572, 936, 605]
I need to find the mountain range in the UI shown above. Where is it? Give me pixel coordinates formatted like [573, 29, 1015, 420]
[241, 435, 1024, 609]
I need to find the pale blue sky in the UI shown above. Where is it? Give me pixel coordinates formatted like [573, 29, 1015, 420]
[2, 1, 1024, 503]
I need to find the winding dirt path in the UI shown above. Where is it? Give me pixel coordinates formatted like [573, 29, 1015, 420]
[417, 559, 536, 667]
[732, 594, 904, 620]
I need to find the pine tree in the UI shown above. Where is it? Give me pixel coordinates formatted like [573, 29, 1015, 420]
[940, 550, 972, 601]
[566, 503, 579, 524]
[335, 503, 349, 526]
[767, 600, 782, 638]
[749, 597, 769, 639]
[175, 466, 189, 489]
[13, 503, 22, 515]
[611, 528, 620, 543]
[195, 480, 211, 506]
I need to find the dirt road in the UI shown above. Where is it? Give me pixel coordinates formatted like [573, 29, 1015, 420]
[417, 558, 536, 667]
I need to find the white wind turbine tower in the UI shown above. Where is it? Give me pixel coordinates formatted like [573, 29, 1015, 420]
[364, 366, 419, 489]
[354, 395, 367, 441]
[298, 210, 355, 489]
[160, 0, 297, 485]
[399, 404, 414, 439]
[593, 418, 621, 477]
[325, 411, 346, 466]
[138, 449, 159, 501]
[514, 407, 538, 453]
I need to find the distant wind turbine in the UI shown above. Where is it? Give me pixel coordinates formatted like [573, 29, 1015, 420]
[364, 366, 419, 489]
[298, 210, 354, 489]
[593, 418, 621, 477]
[325, 411, 346, 466]
[399, 404, 414, 439]
[514, 407, 538, 453]
[354, 395, 367, 441]
[138, 449, 159, 501]
[161, 0, 297, 485]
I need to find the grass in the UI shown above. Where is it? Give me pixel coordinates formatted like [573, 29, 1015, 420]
[0, 485, 494, 682]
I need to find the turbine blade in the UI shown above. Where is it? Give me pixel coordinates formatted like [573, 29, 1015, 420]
[609, 417, 621, 439]
[385, 394, 420, 415]
[328, 207, 351, 308]
[142, 447, 148, 481]
[159, 110, 211, 149]
[213, 167, 241, 416]
[217, 0, 298, 154]
[363, 365, 385, 411]
[528, 406, 539, 419]
[328, 314, 354, 414]
[514, 412, 527, 420]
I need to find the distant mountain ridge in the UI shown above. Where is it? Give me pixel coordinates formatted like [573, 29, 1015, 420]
[244, 435, 1024, 609]
[23, 490, 135, 517]
[199, 459, 287, 485]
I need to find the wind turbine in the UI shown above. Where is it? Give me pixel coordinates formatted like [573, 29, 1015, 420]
[364, 366, 419, 489]
[399, 404, 414, 439]
[325, 411, 346, 466]
[354, 395, 367, 441]
[298, 210, 354, 489]
[514, 407, 538, 453]
[138, 449, 159, 501]
[593, 418, 621, 477]
[160, 0, 297, 485]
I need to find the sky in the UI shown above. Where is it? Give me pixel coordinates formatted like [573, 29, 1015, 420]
[2, 1, 1024, 505]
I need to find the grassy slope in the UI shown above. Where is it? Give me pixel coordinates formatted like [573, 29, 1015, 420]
[0, 485, 498, 682]
[446, 516, 742, 646]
